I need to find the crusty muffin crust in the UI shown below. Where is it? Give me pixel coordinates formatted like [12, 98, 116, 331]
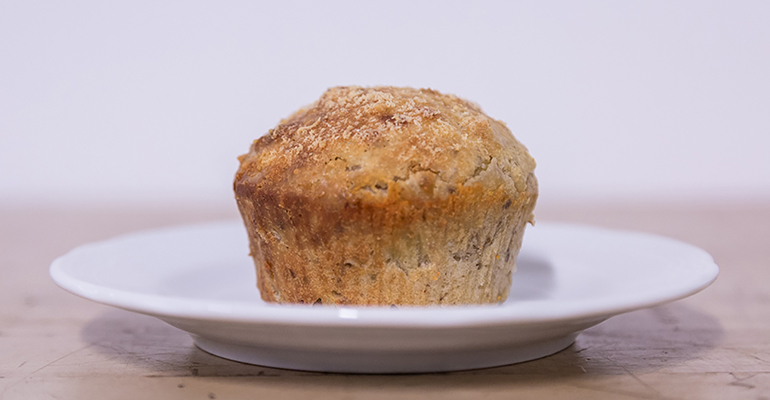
[235, 86, 537, 305]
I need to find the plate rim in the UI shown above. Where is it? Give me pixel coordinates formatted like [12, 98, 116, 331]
[49, 221, 719, 329]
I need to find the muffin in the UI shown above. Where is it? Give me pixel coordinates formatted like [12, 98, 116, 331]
[234, 86, 537, 306]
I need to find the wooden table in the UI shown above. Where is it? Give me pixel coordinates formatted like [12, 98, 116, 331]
[1, 202, 769, 399]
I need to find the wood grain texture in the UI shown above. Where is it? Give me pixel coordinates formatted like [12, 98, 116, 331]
[1, 202, 768, 400]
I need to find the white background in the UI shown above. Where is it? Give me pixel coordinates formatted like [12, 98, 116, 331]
[2, 1, 768, 207]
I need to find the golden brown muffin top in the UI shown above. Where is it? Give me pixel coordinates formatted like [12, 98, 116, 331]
[235, 86, 536, 206]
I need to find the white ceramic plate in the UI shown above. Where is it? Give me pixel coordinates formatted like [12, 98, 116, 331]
[50, 221, 718, 373]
